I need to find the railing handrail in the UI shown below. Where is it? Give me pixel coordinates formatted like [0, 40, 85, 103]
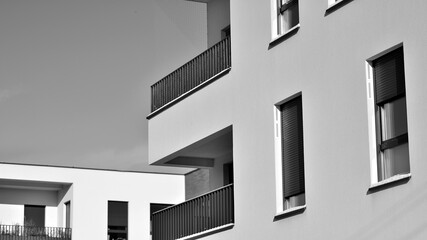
[0, 224, 71, 230]
[150, 36, 231, 113]
[150, 37, 230, 89]
[152, 183, 234, 216]
[0, 224, 71, 238]
[152, 183, 234, 240]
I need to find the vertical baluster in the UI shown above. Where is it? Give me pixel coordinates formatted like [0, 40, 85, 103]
[203, 195, 208, 230]
[186, 202, 189, 237]
[172, 72, 176, 102]
[165, 210, 168, 240]
[176, 205, 180, 238]
[183, 202, 186, 237]
[178, 68, 182, 98]
[153, 214, 157, 240]
[201, 53, 204, 84]
[169, 209, 172, 240]
[176, 69, 179, 99]
[171, 208, 174, 240]
[220, 40, 223, 71]
[215, 43, 219, 74]
[182, 64, 185, 96]
[224, 38, 228, 68]
[158, 213, 161, 240]
[231, 185, 234, 222]
[190, 59, 194, 90]
[208, 192, 212, 229]
[169, 73, 173, 103]
[158, 213, 162, 240]
[180, 204, 183, 238]
[228, 37, 232, 67]
[225, 37, 229, 68]
[200, 54, 204, 85]
[151, 85, 154, 112]
[212, 45, 216, 77]
[224, 39, 227, 69]
[226, 186, 230, 223]
[189, 201, 192, 235]
[159, 80, 162, 109]
[229, 185, 233, 222]
[160, 80, 164, 109]
[225, 38, 228, 68]
[179, 65, 183, 97]
[215, 190, 219, 227]
[174, 206, 177, 239]
[198, 55, 201, 85]
[197, 198, 201, 233]
[167, 74, 171, 105]
[182, 65, 185, 96]
[221, 189, 227, 225]
[155, 84, 159, 111]
[207, 48, 211, 79]
[191, 60, 195, 89]
[204, 50, 207, 81]
[223, 38, 227, 68]
[200, 197, 205, 231]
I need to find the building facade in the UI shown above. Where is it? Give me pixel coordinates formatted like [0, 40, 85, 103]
[148, 0, 427, 239]
[0, 164, 184, 240]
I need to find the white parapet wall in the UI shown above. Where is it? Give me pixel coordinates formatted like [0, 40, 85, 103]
[0, 163, 185, 239]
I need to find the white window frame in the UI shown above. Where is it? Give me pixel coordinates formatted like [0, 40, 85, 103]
[270, 0, 300, 42]
[273, 93, 306, 217]
[365, 43, 411, 187]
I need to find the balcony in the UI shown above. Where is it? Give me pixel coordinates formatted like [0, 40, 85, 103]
[0, 225, 71, 240]
[149, 37, 231, 117]
[152, 184, 234, 240]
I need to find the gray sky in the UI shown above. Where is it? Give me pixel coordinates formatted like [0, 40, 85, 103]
[0, 0, 207, 173]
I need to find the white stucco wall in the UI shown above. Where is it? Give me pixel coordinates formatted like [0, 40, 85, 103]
[148, 73, 234, 165]
[0, 164, 184, 240]
[0, 204, 24, 225]
[148, 0, 427, 239]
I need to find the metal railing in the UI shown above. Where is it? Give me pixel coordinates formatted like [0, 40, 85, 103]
[150, 37, 231, 113]
[0, 225, 71, 240]
[152, 184, 234, 240]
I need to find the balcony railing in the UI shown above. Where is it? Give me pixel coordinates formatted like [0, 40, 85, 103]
[150, 37, 231, 114]
[152, 184, 234, 240]
[0, 225, 71, 240]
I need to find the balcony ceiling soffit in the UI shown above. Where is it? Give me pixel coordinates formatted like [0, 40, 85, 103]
[0, 179, 70, 191]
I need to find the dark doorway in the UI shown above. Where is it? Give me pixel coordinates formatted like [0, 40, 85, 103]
[24, 205, 45, 227]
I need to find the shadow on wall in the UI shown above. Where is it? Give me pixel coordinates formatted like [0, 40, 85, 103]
[344, 179, 427, 240]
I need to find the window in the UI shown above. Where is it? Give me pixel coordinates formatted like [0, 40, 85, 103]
[108, 201, 128, 240]
[366, 45, 410, 184]
[274, 94, 305, 214]
[271, 0, 299, 39]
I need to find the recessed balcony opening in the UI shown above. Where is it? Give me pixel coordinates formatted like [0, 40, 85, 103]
[0, 179, 72, 240]
[152, 126, 234, 240]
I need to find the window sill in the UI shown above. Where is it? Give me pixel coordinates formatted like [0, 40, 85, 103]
[269, 24, 300, 48]
[368, 173, 411, 193]
[273, 205, 306, 221]
[325, 0, 353, 15]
